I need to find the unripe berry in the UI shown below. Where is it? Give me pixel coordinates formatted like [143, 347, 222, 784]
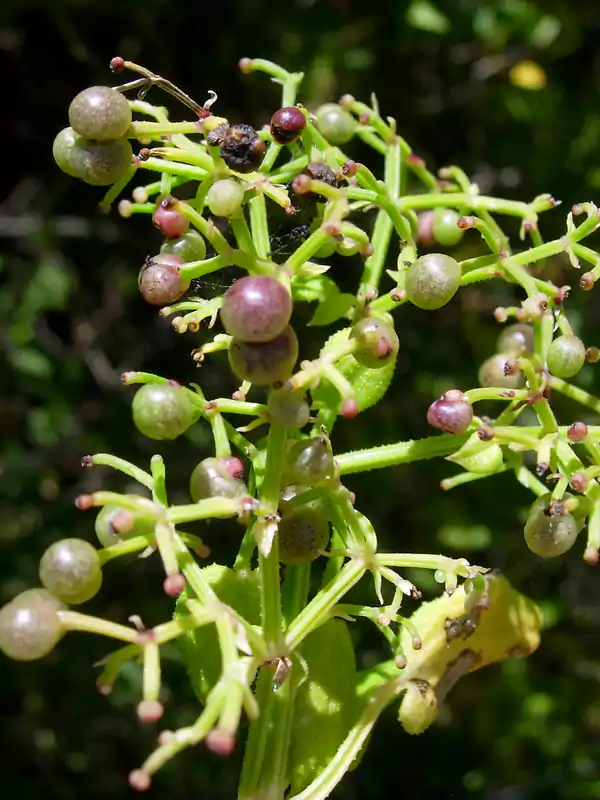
[70, 137, 132, 186]
[350, 317, 399, 370]
[567, 421, 588, 442]
[524, 493, 581, 557]
[315, 103, 356, 145]
[132, 383, 195, 440]
[267, 388, 310, 429]
[283, 437, 334, 486]
[206, 179, 245, 218]
[478, 353, 525, 389]
[68, 86, 132, 141]
[52, 127, 81, 177]
[278, 507, 330, 565]
[270, 107, 306, 144]
[432, 208, 464, 247]
[160, 231, 207, 263]
[39, 538, 102, 605]
[221, 275, 292, 343]
[416, 211, 436, 247]
[405, 254, 461, 310]
[427, 391, 473, 434]
[547, 335, 586, 378]
[497, 323, 534, 356]
[189, 457, 248, 503]
[0, 589, 65, 661]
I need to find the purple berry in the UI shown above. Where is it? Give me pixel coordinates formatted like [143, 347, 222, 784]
[221, 275, 292, 343]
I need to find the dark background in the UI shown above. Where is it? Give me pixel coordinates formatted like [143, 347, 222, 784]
[3, 1, 600, 797]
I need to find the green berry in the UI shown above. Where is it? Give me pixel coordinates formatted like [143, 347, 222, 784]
[284, 437, 334, 486]
[161, 231, 207, 263]
[405, 254, 461, 310]
[547, 335, 586, 378]
[336, 236, 360, 257]
[94, 505, 156, 548]
[478, 353, 524, 389]
[315, 103, 356, 145]
[0, 589, 65, 661]
[267, 388, 310, 429]
[206, 179, 245, 218]
[189, 458, 247, 503]
[52, 127, 81, 177]
[39, 539, 102, 605]
[70, 138, 132, 186]
[68, 86, 132, 141]
[132, 383, 195, 440]
[278, 506, 330, 565]
[432, 208, 464, 247]
[524, 493, 582, 557]
[350, 317, 399, 370]
[497, 323, 534, 356]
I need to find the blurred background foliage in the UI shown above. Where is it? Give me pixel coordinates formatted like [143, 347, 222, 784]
[2, 0, 600, 797]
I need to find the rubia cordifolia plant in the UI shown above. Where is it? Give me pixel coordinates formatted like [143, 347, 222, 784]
[6, 55, 600, 797]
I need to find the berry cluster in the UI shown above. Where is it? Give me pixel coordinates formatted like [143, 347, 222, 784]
[4, 55, 600, 797]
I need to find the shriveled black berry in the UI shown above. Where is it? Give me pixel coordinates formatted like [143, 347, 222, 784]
[208, 123, 266, 173]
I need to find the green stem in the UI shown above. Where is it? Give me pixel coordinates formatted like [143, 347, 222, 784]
[335, 434, 470, 475]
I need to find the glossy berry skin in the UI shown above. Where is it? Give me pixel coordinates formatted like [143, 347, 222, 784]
[524, 493, 581, 557]
[315, 103, 356, 145]
[432, 208, 464, 247]
[207, 123, 266, 173]
[68, 86, 132, 141]
[229, 326, 299, 385]
[94, 505, 156, 548]
[206, 179, 245, 218]
[404, 254, 461, 310]
[497, 323, 534, 356]
[0, 589, 65, 661]
[139, 254, 190, 306]
[221, 276, 292, 343]
[152, 197, 190, 239]
[132, 383, 195, 440]
[284, 437, 334, 486]
[267, 388, 310, 429]
[270, 107, 306, 144]
[190, 458, 247, 503]
[39, 538, 102, 605]
[350, 317, 399, 369]
[427, 390, 473, 434]
[160, 231, 207, 263]
[278, 506, 330, 565]
[478, 353, 524, 389]
[52, 127, 81, 177]
[547, 335, 586, 378]
[70, 137, 132, 186]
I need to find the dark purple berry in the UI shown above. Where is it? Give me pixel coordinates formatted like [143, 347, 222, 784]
[152, 197, 190, 239]
[228, 326, 299, 385]
[139, 253, 191, 306]
[68, 86, 132, 141]
[221, 275, 292, 343]
[39, 538, 102, 605]
[427, 390, 473, 434]
[350, 317, 399, 369]
[270, 107, 306, 144]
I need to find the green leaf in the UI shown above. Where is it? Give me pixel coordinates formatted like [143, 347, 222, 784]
[288, 619, 357, 794]
[311, 327, 397, 417]
[446, 432, 503, 474]
[174, 565, 260, 703]
[406, 0, 450, 34]
[309, 293, 357, 326]
[291, 274, 338, 304]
